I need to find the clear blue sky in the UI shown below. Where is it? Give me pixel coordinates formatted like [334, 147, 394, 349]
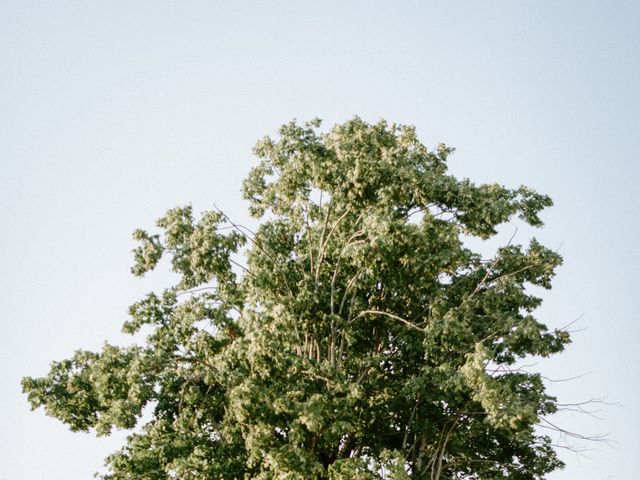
[1, 1, 638, 478]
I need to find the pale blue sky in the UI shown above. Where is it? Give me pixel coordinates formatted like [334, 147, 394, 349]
[1, 1, 638, 479]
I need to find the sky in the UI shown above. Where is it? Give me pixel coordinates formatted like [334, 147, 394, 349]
[1, 1, 638, 478]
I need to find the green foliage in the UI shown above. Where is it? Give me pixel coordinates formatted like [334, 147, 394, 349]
[23, 118, 570, 479]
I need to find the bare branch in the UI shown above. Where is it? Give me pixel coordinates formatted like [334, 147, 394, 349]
[351, 310, 425, 332]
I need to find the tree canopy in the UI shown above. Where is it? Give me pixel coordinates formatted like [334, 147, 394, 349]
[23, 118, 571, 479]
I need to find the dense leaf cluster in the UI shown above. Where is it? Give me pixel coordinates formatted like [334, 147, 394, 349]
[23, 118, 569, 479]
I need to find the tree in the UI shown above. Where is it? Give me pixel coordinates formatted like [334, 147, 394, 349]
[23, 118, 571, 479]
